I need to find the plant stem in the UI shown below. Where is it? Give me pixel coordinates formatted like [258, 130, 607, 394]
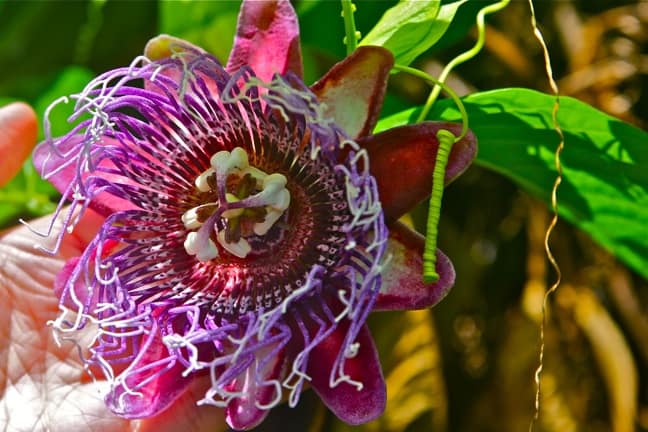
[341, 0, 359, 55]
[417, 0, 511, 123]
[392, 64, 469, 140]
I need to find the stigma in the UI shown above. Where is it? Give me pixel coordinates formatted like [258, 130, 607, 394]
[182, 147, 290, 261]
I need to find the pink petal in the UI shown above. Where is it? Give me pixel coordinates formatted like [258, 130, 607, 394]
[307, 322, 386, 425]
[33, 137, 137, 216]
[56, 238, 119, 305]
[361, 122, 477, 222]
[310, 46, 393, 139]
[226, 0, 303, 82]
[374, 221, 455, 311]
[105, 334, 193, 419]
[225, 348, 286, 430]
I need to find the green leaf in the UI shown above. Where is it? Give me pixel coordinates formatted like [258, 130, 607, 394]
[376, 88, 648, 280]
[360, 0, 466, 67]
[159, 0, 240, 64]
[0, 96, 16, 106]
[0, 1, 88, 99]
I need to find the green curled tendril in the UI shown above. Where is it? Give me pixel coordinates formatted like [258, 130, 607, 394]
[392, 65, 469, 283]
[340, 0, 509, 282]
[418, 0, 511, 123]
[423, 129, 455, 282]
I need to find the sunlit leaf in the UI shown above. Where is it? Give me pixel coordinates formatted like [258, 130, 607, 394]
[0, 97, 16, 106]
[361, 0, 466, 66]
[376, 88, 648, 280]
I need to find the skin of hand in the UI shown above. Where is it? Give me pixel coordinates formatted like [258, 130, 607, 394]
[0, 103, 225, 432]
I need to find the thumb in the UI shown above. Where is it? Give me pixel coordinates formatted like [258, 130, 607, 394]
[0, 102, 38, 187]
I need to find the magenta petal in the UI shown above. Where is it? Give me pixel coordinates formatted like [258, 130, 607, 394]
[375, 222, 455, 311]
[226, 395, 270, 431]
[225, 347, 285, 430]
[33, 137, 137, 216]
[307, 322, 386, 425]
[225, 350, 285, 430]
[226, 0, 303, 82]
[310, 46, 393, 139]
[54, 257, 80, 301]
[361, 122, 477, 222]
[32, 138, 80, 194]
[105, 336, 192, 419]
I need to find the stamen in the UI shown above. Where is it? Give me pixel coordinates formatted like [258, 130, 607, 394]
[183, 147, 292, 260]
[184, 231, 219, 262]
[211, 147, 249, 175]
[217, 231, 252, 258]
[195, 168, 215, 192]
[181, 207, 203, 230]
[222, 193, 244, 219]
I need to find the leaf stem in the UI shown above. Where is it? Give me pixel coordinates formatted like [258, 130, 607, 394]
[417, 0, 510, 123]
[340, 0, 359, 55]
[392, 64, 469, 140]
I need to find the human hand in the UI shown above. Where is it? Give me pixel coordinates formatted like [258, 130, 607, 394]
[0, 103, 225, 432]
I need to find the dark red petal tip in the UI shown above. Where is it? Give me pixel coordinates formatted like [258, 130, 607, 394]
[375, 221, 455, 311]
[362, 122, 477, 222]
[225, 349, 286, 430]
[307, 323, 386, 425]
[311, 46, 394, 139]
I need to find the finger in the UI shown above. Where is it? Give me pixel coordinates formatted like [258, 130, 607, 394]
[0, 102, 38, 187]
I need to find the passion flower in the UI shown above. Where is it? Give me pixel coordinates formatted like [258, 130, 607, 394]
[33, 0, 476, 429]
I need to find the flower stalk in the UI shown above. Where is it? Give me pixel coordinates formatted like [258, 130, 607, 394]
[341, 0, 360, 55]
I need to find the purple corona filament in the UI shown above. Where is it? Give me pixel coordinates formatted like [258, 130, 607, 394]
[38, 49, 388, 416]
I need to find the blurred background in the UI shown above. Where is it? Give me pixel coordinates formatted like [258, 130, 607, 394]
[0, 0, 646, 431]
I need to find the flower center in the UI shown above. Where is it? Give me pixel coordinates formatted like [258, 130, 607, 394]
[182, 147, 290, 260]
